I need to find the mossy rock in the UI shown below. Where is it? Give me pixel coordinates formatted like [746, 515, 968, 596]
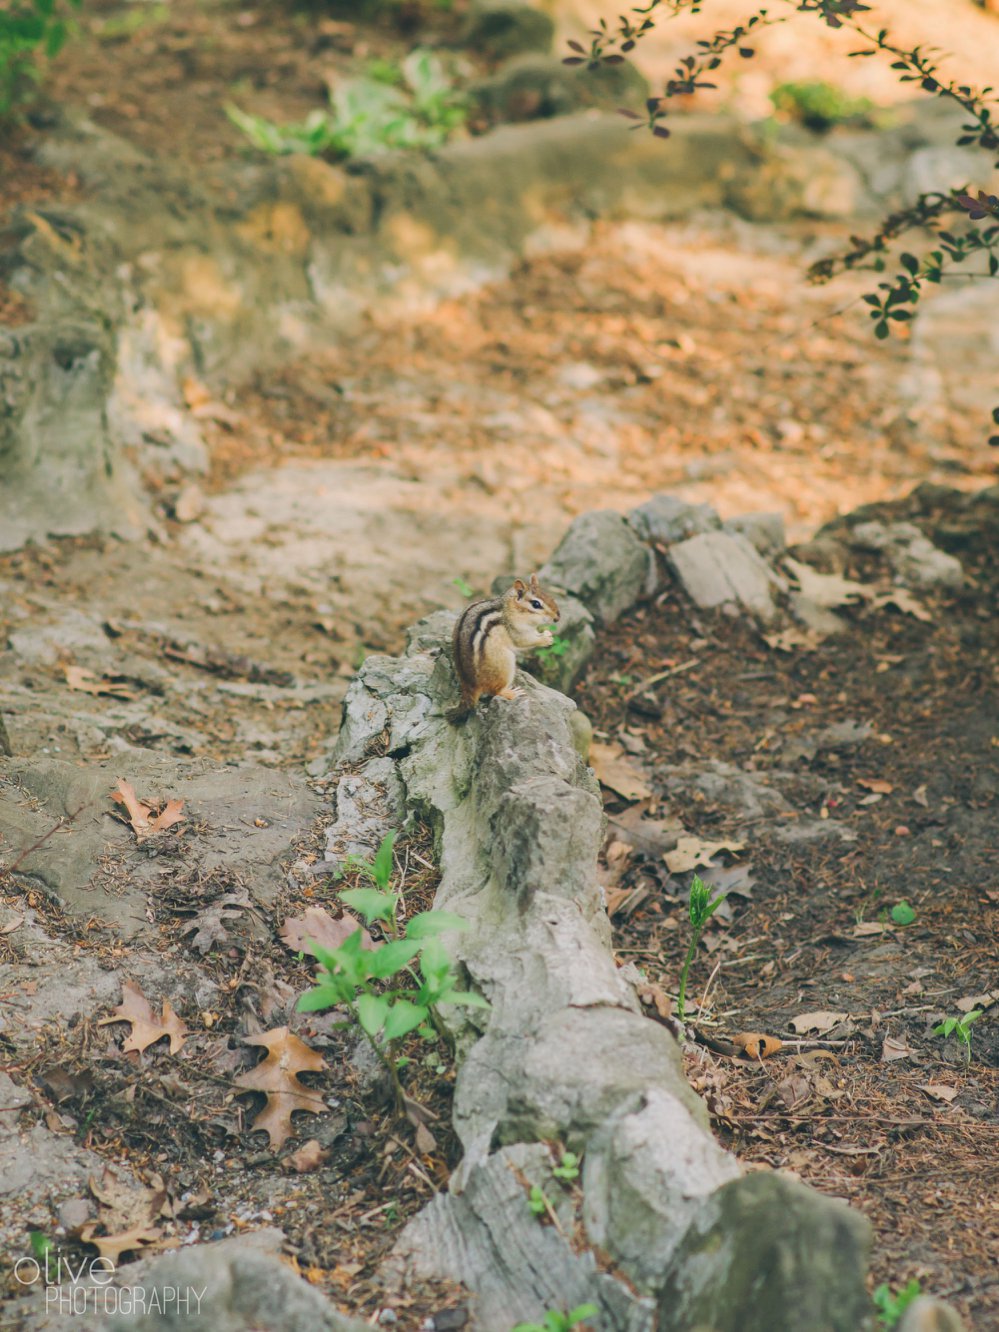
[472, 53, 649, 124]
[461, 1, 555, 60]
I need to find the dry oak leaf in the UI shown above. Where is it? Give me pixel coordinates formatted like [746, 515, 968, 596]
[110, 778, 185, 843]
[79, 1222, 161, 1264]
[234, 1027, 326, 1150]
[280, 906, 374, 958]
[664, 835, 744, 875]
[64, 666, 137, 700]
[589, 742, 652, 802]
[99, 980, 188, 1054]
[732, 1032, 783, 1060]
[784, 558, 871, 609]
[789, 1011, 848, 1036]
[285, 1139, 328, 1174]
[919, 1083, 959, 1104]
[856, 777, 893, 795]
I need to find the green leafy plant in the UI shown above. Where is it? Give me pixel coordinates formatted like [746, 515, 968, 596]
[537, 630, 570, 664]
[676, 873, 726, 1025]
[452, 575, 474, 598]
[552, 1150, 580, 1182]
[769, 79, 873, 132]
[297, 832, 488, 1102]
[933, 1009, 983, 1063]
[227, 47, 466, 160]
[513, 1304, 598, 1332]
[890, 900, 916, 926]
[873, 1278, 921, 1328]
[0, 0, 80, 117]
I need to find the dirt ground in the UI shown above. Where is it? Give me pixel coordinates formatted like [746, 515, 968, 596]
[576, 486, 999, 1328]
[1, 1, 998, 1328]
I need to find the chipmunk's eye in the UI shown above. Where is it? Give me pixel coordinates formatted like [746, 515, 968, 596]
[531, 599, 543, 610]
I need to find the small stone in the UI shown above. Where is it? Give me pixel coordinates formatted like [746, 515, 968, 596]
[173, 483, 206, 523]
[628, 494, 721, 544]
[540, 510, 653, 624]
[58, 1196, 94, 1230]
[461, 1, 555, 60]
[724, 511, 785, 557]
[667, 531, 781, 621]
[897, 1296, 969, 1332]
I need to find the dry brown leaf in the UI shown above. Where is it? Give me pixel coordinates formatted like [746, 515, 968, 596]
[279, 906, 374, 957]
[789, 1011, 849, 1035]
[589, 742, 652, 802]
[64, 666, 137, 700]
[414, 1120, 437, 1156]
[79, 1222, 161, 1263]
[784, 558, 870, 609]
[636, 981, 673, 1022]
[733, 1032, 783, 1060]
[606, 804, 684, 856]
[853, 921, 889, 937]
[793, 1049, 840, 1069]
[881, 1034, 915, 1062]
[98, 980, 188, 1055]
[285, 1139, 327, 1173]
[234, 1027, 326, 1149]
[776, 1071, 813, 1109]
[957, 990, 999, 1013]
[664, 835, 744, 875]
[870, 589, 933, 622]
[0, 916, 23, 935]
[856, 777, 893, 795]
[912, 784, 929, 807]
[762, 626, 821, 653]
[110, 779, 185, 842]
[919, 1083, 959, 1104]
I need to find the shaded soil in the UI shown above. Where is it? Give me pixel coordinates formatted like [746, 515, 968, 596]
[575, 486, 999, 1329]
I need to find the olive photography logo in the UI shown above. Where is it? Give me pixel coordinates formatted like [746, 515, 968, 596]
[14, 1246, 206, 1318]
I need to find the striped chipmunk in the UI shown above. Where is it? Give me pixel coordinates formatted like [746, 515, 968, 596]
[447, 574, 560, 723]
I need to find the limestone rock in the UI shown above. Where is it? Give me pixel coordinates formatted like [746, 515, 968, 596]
[461, 1, 555, 60]
[0, 754, 318, 936]
[102, 1230, 367, 1331]
[724, 510, 786, 557]
[656, 1172, 871, 1332]
[323, 757, 406, 871]
[628, 494, 721, 544]
[472, 54, 648, 125]
[897, 1296, 969, 1332]
[540, 510, 654, 623]
[667, 531, 781, 621]
[849, 520, 963, 590]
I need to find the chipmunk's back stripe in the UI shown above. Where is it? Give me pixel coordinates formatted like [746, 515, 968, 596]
[470, 608, 502, 664]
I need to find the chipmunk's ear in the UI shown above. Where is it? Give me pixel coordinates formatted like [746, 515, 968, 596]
[512, 578, 526, 598]
[528, 572, 541, 591]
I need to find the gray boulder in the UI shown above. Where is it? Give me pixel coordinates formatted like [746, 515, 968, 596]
[667, 530, 782, 621]
[461, 1, 555, 59]
[628, 494, 721, 544]
[724, 510, 786, 557]
[540, 510, 654, 623]
[849, 520, 963, 590]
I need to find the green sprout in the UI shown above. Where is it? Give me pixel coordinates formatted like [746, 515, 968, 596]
[873, 1278, 921, 1328]
[513, 1305, 598, 1332]
[933, 1009, 983, 1064]
[676, 874, 727, 1026]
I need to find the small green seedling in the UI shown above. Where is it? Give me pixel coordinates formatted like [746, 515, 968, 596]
[933, 1009, 983, 1063]
[873, 1277, 921, 1327]
[452, 575, 474, 598]
[29, 1231, 54, 1264]
[513, 1304, 598, 1332]
[528, 1184, 550, 1217]
[890, 900, 916, 926]
[676, 874, 727, 1025]
[552, 1151, 580, 1183]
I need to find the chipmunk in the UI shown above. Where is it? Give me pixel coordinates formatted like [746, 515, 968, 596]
[447, 574, 560, 722]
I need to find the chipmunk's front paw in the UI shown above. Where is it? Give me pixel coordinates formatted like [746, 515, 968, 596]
[537, 629, 555, 647]
[496, 686, 524, 702]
